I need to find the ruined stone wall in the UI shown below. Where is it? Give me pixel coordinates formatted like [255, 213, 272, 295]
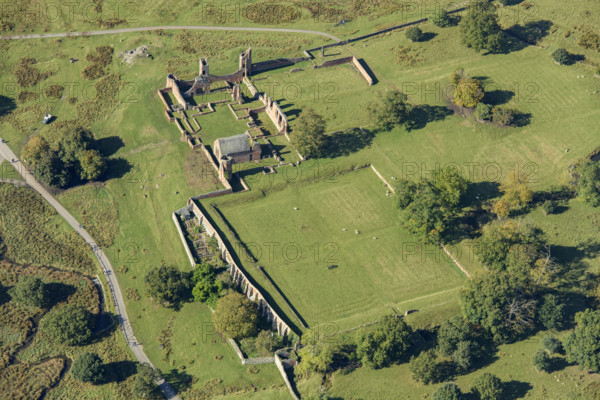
[166, 74, 187, 108]
[259, 95, 288, 133]
[314, 56, 373, 85]
[187, 200, 294, 337]
[352, 57, 374, 85]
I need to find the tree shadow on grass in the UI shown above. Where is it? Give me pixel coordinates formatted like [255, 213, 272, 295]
[45, 282, 76, 308]
[483, 90, 515, 106]
[503, 380, 533, 399]
[103, 360, 138, 383]
[505, 20, 553, 45]
[325, 127, 375, 157]
[0, 95, 16, 117]
[406, 105, 452, 131]
[420, 32, 437, 42]
[94, 136, 125, 157]
[162, 368, 194, 393]
[102, 158, 133, 181]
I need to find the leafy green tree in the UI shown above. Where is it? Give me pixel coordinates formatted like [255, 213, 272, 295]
[459, 0, 504, 53]
[433, 382, 464, 400]
[431, 9, 453, 28]
[212, 293, 258, 339]
[406, 26, 424, 42]
[438, 316, 473, 356]
[22, 135, 50, 167]
[255, 330, 281, 355]
[144, 265, 190, 307]
[132, 363, 162, 400]
[432, 168, 469, 210]
[78, 149, 106, 181]
[34, 150, 68, 188]
[190, 263, 223, 308]
[575, 161, 600, 207]
[533, 349, 552, 372]
[542, 335, 563, 354]
[552, 48, 570, 65]
[409, 349, 442, 384]
[491, 105, 516, 126]
[40, 304, 94, 345]
[471, 373, 503, 400]
[368, 91, 412, 131]
[453, 78, 485, 108]
[460, 271, 534, 342]
[474, 102, 492, 121]
[58, 127, 94, 164]
[71, 352, 106, 384]
[11, 276, 49, 307]
[291, 108, 327, 158]
[564, 309, 600, 372]
[537, 294, 566, 330]
[452, 340, 476, 371]
[297, 328, 337, 375]
[356, 315, 413, 368]
[500, 171, 534, 208]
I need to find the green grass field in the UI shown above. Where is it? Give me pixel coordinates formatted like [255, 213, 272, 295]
[211, 167, 466, 330]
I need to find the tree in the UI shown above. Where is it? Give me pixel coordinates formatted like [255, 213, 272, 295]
[542, 335, 563, 354]
[190, 263, 223, 308]
[431, 9, 452, 28]
[537, 294, 566, 330]
[356, 315, 413, 368]
[492, 199, 510, 219]
[11, 276, 49, 308]
[432, 168, 469, 210]
[58, 126, 94, 164]
[22, 136, 50, 167]
[71, 352, 106, 384]
[406, 26, 424, 42]
[474, 102, 492, 121]
[297, 328, 337, 375]
[459, 0, 504, 53]
[500, 171, 534, 208]
[368, 90, 412, 131]
[564, 309, 600, 372]
[491, 106, 516, 126]
[451, 68, 465, 86]
[144, 265, 190, 307]
[434, 382, 464, 400]
[533, 349, 552, 372]
[255, 330, 281, 355]
[453, 78, 485, 108]
[471, 373, 503, 400]
[438, 316, 473, 356]
[34, 150, 68, 188]
[291, 108, 327, 158]
[460, 271, 533, 342]
[452, 340, 477, 371]
[552, 48, 570, 65]
[212, 293, 258, 339]
[78, 149, 106, 181]
[40, 304, 94, 345]
[409, 349, 442, 384]
[541, 200, 558, 215]
[132, 363, 162, 400]
[575, 161, 600, 207]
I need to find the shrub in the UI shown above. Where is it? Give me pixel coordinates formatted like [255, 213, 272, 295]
[471, 373, 503, 400]
[543, 335, 563, 354]
[578, 31, 600, 52]
[44, 84, 64, 99]
[552, 48, 570, 65]
[126, 287, 141, 301]
[474, 102, 492, 121]
[85, 46, 114, 67]
[406, 26, 424, 42]
[14, 57, 48, 87]
[433, 382, 463, 400]
[453, 78, 485, 108]
[533, 349, 552, 372]
[409, 349, 442, 384]
[81, 64, 106, 80]
[11, 276, 49, 307]
[144, 265, 190, 307]
[71, 352, 105, 384]
[491, 106, 516, 126]
[40, 304, 94, 345]
[431, 9, 452, 28]
[541, 200, 558, 215]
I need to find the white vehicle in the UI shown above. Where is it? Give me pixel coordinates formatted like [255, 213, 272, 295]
[42, 114, 53, 124]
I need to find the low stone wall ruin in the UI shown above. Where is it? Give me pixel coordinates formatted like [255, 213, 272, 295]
[314, 56, 373, 85]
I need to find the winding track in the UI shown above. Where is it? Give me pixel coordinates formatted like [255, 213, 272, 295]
[0, 142, 180, 400]
[0, 25, 342, 42]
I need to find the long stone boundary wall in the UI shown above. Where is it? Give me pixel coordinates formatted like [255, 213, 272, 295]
[275, 353, 300, 400]
[172, 213, 196, 267]
[187, 200, 295, 337]
[314, 56, 373, 85]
